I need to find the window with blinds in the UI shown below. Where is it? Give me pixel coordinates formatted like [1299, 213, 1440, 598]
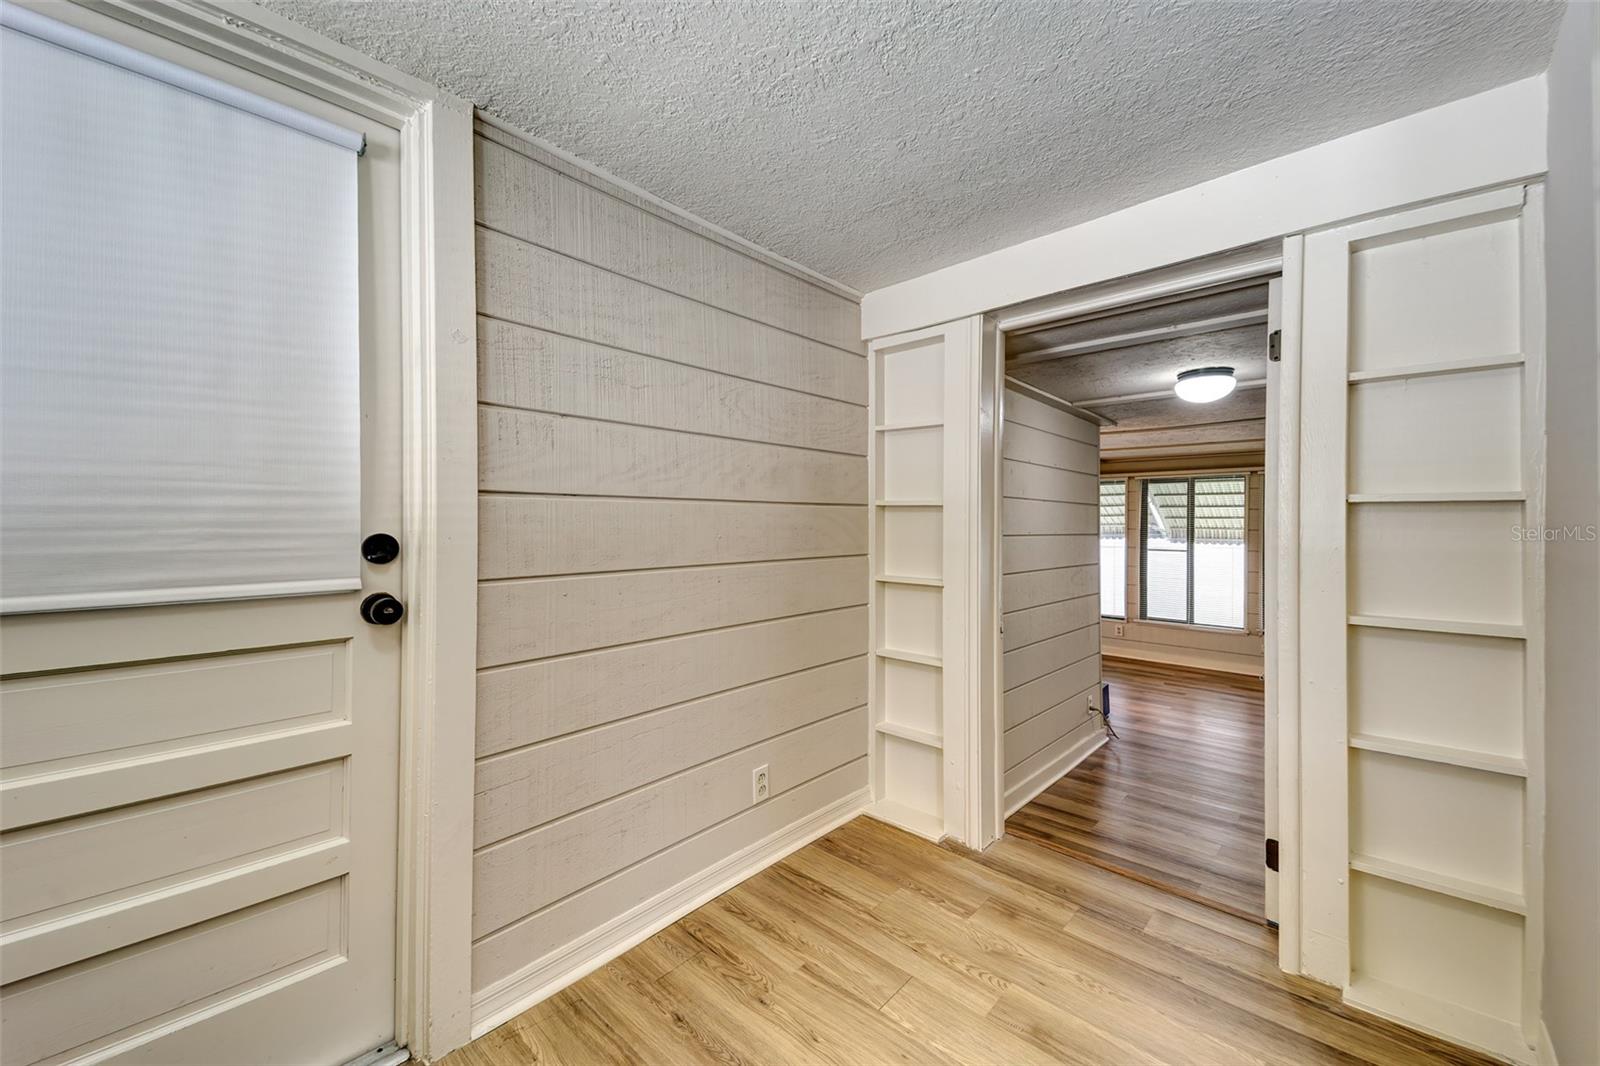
[1099, 479, 1127, 618]
[1139, 475, 1247, 629]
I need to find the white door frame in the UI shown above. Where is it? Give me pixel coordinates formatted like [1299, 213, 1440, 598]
[987, 250, 1296, 967]
[1269, 237, 1304, 974]
[42, 2, 481, 1058]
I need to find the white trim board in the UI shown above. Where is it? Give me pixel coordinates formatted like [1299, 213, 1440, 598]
[1003, 728, 1106, 818]
[861, 75, 1547, 338]
[468, 788, 871, 1040]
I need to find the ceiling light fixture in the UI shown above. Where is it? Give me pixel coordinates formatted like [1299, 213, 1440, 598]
[1174, 366, 1237, 404]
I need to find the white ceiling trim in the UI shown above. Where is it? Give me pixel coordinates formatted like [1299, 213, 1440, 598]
[862, 76, 1547, 337]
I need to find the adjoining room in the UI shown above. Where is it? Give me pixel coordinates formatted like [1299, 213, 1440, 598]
[995, 265, 1275, 923]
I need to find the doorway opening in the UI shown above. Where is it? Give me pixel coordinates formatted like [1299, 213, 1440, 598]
[990, 249, 1282, 925]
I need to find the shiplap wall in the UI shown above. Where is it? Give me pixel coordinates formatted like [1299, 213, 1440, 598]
[1101, 471, 1265, 675]
[470, 121, 869, 1007]
[1000, 388, 1103, 813]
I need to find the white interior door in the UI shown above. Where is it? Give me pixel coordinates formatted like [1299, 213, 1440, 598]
[1263, 277, 1282, 926]
[0, 12, 404, 1063]
[1298, 184, 1544, 1063]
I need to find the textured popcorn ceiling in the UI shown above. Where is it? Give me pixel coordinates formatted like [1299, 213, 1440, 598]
[262, 0, 1563, 291]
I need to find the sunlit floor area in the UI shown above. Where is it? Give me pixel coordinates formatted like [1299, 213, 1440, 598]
[1008, 657, 1267, 921]
[446, 816, 1494, 1066]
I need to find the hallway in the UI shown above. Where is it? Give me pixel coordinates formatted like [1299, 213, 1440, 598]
[445, 816, 1491, 1066]
[1008, 658, 1267, 921]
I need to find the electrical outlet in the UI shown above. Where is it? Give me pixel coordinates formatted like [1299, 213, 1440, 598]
[1114, 623, 1125, 637]
[752, 764, 770, 803]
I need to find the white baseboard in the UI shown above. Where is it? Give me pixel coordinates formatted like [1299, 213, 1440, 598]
[864, 798, 945, 842]
[468, 786, 871, 1040]
[1536, 1021, 1558, 1066]
[1004, 728, 1106, 818]
[1101, 641, 1263, 677]
[1343, 977, 1535, 1066]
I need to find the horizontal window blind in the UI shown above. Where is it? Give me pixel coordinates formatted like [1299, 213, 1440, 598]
[0, 4, 364, 613]
[1099, 478, 1127, 618]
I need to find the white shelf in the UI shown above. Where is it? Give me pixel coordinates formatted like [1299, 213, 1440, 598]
[1346, 491, 1524, 504]
[1349, 853, 1526, 915]
[876, 573, 943, 587]
[876, 647, 942, 668]
[875, 721, 943, 749]
[874, 499, 942, 508]
[1347, 353, 1524, 384]
[874, 420, 942, 432]
[1349, 733, 1528, 778]
[1347, 614, 1526, 640]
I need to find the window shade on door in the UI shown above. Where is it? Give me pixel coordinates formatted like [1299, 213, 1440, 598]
[0, 4, 364, 613]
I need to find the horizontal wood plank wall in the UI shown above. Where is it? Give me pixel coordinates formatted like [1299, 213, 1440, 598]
[1000, 389, 1103, 811]
[471, 122, 869, 1005]
[1102, 471, 1265, 675]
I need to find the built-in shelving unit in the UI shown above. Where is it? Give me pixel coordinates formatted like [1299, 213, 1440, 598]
[1299, 185, 1544, 1061]
[865, 328, 951, 840]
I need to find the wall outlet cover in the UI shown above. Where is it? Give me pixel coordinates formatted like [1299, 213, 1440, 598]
[752, 764, 770, 803]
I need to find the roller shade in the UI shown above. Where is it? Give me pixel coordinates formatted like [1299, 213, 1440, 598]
[0, 3, 364, 613]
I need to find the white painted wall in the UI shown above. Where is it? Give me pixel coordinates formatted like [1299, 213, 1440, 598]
[468, 119, 870, 1031]
[999, 388, 1104, 814]
[860, 76, 1547, 340]
[1541, 5, 1600, 1063]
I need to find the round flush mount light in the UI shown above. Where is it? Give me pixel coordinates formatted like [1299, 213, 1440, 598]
[1174, 367, 1237, 404]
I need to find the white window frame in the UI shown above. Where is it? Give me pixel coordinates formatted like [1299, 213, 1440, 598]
[1136, 474, 1251, 631]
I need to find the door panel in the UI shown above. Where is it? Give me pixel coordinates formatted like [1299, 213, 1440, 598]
[1299, 184, 1543, 1063]
[0, 11, 402, 1063]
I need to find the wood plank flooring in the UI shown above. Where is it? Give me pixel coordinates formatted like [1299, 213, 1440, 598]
[445, 815, 1496, 1066]
[1008, 657, 1267, 921]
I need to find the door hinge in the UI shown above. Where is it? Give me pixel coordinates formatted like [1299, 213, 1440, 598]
[1265, 837, 1279, 872]
[1267, 328, 1282, 362]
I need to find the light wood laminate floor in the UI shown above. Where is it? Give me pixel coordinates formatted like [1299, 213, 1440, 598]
[1009, 657, 1267, 921]
[445, 815, 1494, 1066]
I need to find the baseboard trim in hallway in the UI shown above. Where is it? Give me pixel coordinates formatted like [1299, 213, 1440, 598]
[1002, 726, 1107, 818]
[468, 786, 871, 1039]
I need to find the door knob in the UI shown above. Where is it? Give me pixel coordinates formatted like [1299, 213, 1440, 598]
[360, 592, 405, 626]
